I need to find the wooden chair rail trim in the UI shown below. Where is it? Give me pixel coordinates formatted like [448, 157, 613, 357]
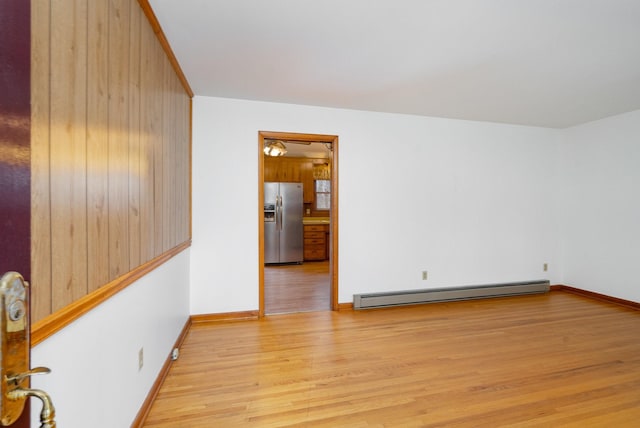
[137, 0, 194, 98]
[131, 317, 192, 428]
[191, 311, 260, 324]
[551, 284, 640, 311]
[31, 241, 192, 346]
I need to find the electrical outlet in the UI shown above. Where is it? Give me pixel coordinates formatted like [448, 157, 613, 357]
[138, 347, 144, 371]
[543, 263, 548, 272]
[422, 271, 428, 280]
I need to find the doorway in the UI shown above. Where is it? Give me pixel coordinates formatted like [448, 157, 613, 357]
[258, 131, 339, 316]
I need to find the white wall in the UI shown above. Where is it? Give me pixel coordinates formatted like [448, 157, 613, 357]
[559, 110, 640, 302]
[29, 98, 635, 426]
[30, 249, 190, 428]
[191, 96, 561, 314]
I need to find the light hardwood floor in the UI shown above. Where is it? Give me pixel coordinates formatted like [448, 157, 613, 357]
[143, 292, 640, 427]
[265, 261, 330, 314]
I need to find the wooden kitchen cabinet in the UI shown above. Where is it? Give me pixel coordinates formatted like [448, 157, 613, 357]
[300, 162, 314, 203]
[304, 224, 328, 260]
[264, 157, 302, 182]
[263, 157, 319, 204]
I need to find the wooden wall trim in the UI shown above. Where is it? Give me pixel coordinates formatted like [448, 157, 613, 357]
[31, 241, 191, 346]
[551, 284, 640, 311]
[189, 98, 193, 239]
[137, 0, 193, 98]
[258, 132, 265, 317]
[259, 131, 338, 142]
[191, 311, 260, 324]
[330, 136, 339, 310]
[258, 131, 339, 315]
[338, 302, 353, 311]
[131, 316, 192, 428]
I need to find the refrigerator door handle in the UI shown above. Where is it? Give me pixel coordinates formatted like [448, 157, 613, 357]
[277, 195, 283, 231]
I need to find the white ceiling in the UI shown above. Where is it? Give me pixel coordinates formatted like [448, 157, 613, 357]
[149, 0, 640, 128]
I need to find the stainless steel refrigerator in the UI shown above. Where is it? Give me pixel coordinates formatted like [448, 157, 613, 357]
[264, 182, 303, 264]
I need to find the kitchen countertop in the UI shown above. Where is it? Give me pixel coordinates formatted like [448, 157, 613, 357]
[303, 217, 330, 225]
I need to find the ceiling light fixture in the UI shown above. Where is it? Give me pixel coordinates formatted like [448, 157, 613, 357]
[264, 140, 287, 157]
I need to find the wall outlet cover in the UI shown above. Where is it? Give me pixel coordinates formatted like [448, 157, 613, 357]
[138, 348, 144, 371]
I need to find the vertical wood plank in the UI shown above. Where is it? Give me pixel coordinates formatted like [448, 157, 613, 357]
[183, 93, 191, 241]
[86, 0, 110, 292]
[139, 17, 156, 263]
[108, 0, 130, 280]
[30, 0, 52, 323]
[175, 76, 183, 245]
[128, 0, 142, 269]
[168, 71, 178, 248]
[161, 56, 172, 251]
[170, 78, 178, 247]
[153, 42, 165, 255]
[173, 86, 182, 246]
[170, 75, 178, 247]
[50, 0, 89, 311]
[180, 83, 188, 243]
[176, 93, 186, 243]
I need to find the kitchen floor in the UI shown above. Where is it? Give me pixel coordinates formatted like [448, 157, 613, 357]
[264, 260, 330, 314]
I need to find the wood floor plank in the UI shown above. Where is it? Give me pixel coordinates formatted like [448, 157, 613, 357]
[265, 261, 330, 314]
[143, 292, 640, 427]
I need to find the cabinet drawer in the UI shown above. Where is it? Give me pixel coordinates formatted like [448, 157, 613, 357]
[304, 225, 326, 232]
[304, 248, 326, 260]
[305, 244, 324, 251]
[304, 231, 325, 239]
[304, 238, 325, 245]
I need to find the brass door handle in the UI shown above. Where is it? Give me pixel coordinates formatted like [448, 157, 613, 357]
[1, 272, 56, 427]
[7, 388, 55, 428]
[6, 367, 51, 386]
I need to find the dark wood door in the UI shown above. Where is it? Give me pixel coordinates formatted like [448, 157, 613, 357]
[0, 0, 31, 426]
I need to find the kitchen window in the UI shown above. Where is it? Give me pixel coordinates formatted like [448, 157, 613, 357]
[315, 180, 330, 211]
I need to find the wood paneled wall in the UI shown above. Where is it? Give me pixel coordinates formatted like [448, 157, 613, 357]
[30, 0, 191, 323]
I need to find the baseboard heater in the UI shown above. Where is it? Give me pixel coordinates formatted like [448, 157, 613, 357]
[353, 280, 550, 310]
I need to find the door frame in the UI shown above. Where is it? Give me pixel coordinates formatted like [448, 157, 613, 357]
[0, 1, 32, 426]
[258, 131, 339, 317]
